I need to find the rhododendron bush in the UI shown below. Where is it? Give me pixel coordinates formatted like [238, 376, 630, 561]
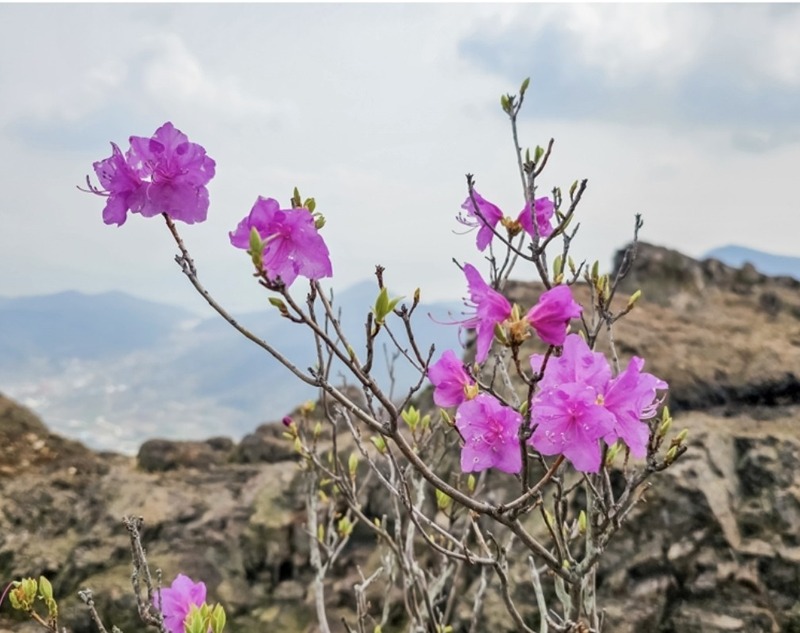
[6, 79, 687, 633]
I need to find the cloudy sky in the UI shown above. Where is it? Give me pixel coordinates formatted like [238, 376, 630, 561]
[2, 4, 799, 314]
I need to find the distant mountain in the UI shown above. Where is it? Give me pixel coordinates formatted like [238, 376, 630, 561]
[704, 245, 800, 280]
[0, 290, 194, 366]
[0, 285, 462, 453]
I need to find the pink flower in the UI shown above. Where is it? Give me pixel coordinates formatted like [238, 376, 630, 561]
[517, 197, 555, 240]
[459, 264, 512, 364]
[91, 142, 146, 226]
[530, 334, 610, 393]
[458, 190, 503, 252]
[456, 393, 522, 474]
[90, 123, 215, 226]
[155, 574, 207, 633]
[528, 334, 668, 469]
[529, 382, 615, 473]
[127, 122, 216, 223]
[428, 350, 476, 408]
[526, 285, 582, 346]
[602, 357, 668, 458]
[229, 197, 333, 287]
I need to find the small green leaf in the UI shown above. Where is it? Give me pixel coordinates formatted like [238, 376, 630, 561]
[520, 77, 530, 95]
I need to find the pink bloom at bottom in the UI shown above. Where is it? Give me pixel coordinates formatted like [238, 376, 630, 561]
[155, 574, 207, 633]
[529, 383, 615, 473]
[456, 393, 522, 474]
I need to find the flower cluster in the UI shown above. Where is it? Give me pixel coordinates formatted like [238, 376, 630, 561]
[88, 126, 332, 289]
[89, 122, 216, 226]
[432, 334, 666, 474]
[529, 334, 667, 471]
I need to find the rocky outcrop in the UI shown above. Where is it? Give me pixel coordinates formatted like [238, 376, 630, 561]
[2, 244, 800, 632]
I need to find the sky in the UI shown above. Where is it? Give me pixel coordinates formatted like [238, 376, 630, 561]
[2, 3, 799, 315]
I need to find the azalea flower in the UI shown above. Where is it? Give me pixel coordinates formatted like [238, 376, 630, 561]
[91, 142, 145, 226]
[90, 122, 215, 226]
[229, 197, 333, 287]
[517, 196, 555, 240]
[155, 574, 207, 633]
[602, 356, 668, 458]
[459, 264, 512, 364]
[526, 285, 582, 346]
[428, 349, 476, 408]
[529, 382, 616, 473]
[456, 393, 522, 474]
[528, 334, 667, 471]
[458, 190, 503, 252]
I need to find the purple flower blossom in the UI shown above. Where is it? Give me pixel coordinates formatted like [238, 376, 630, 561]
[229, 197, 333, 287]
[155, 574, 207, 633]
[459, 264, 512, 364]
[90, 122, 215, 226]
[525, 285, 582, 346]
[603, 357, 668, 458]
[428, 349, 476, 408]
[456, 393, 522, 474]
[528, 334, 668, 470]
[529, 382, 615, 473]
[458, 190, 503, 252]
[91, 142, 146, 226]
[530, 334, 611, 394]
[517, 197, 555, 240]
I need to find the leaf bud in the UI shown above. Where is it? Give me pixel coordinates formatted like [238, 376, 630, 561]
[313, 213, 325, 230]
[370, 435, 387, 454]
[348, 452, 359, 479]
[534, 144, 545, 163]
[520, 77, 530, 95]
[337, 516, 353, 537]
[627, 289, 642, 310]
[500, 94, 511, 113]
[435, 489, 451, 511]
[467, 474, 476, 493]
[553, 254, 563, 278]
[577, 510, 587, 535]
